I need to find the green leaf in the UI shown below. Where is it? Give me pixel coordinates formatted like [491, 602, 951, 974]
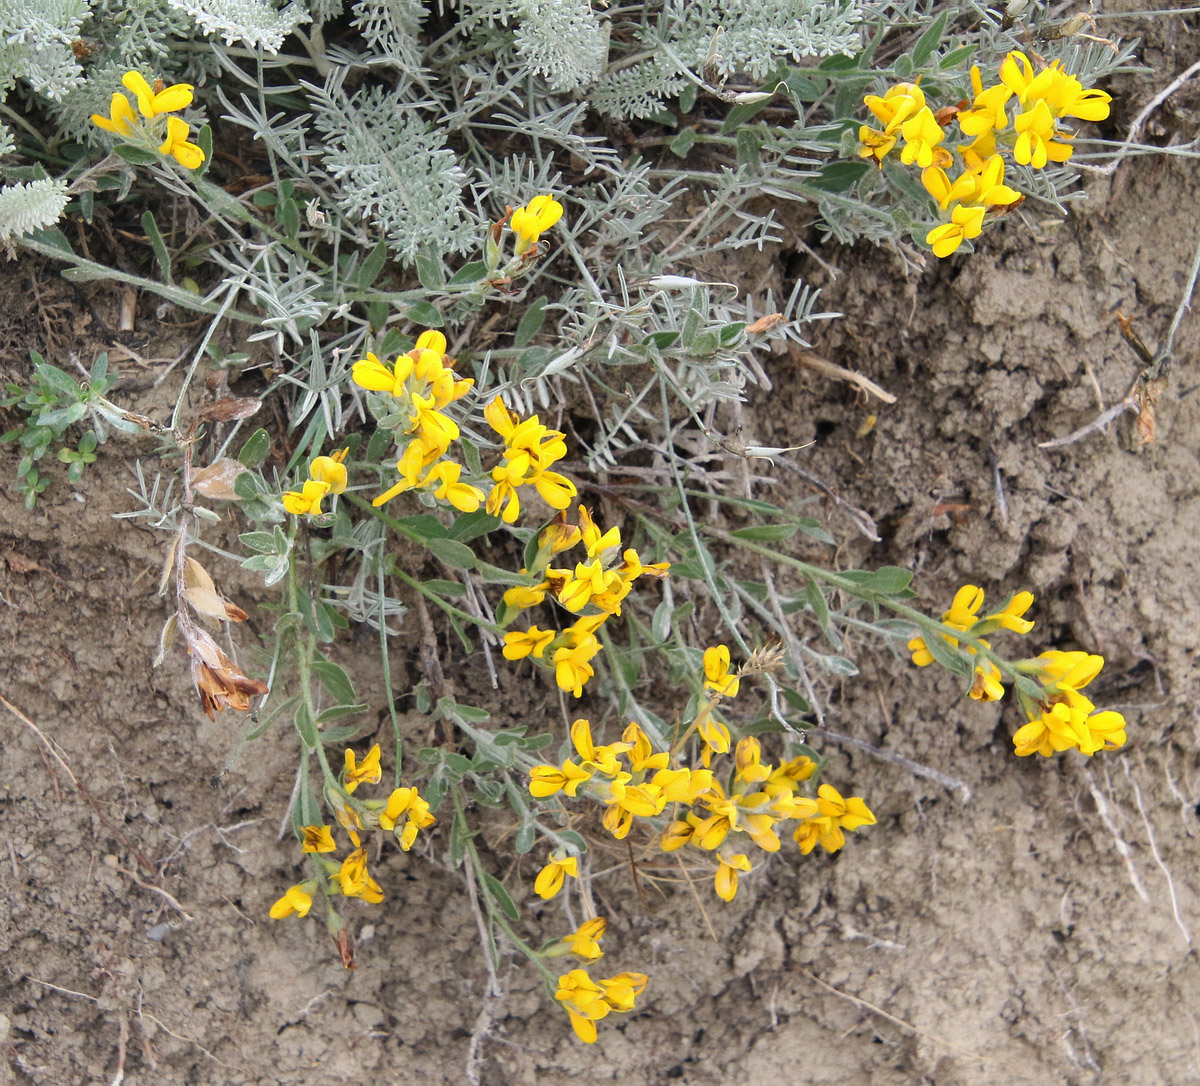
[425, 537, 477, 569]
[554, 830, 587, 852]
[406, 300, 443, 327]
[643, 331, 679, 350]
[940, 44, 977, 70]
[723, 100, 771, 134]
[447, 511, 501, 543]
[294, 703, 318, 749]
[809, 161, 871, 194]
[912, 10, 949, 68]
[37, 402, 87, 430]
[312, 659, 356, 705]
[449, 811, 470, 866]
[480, 872, 519, 920]
[140, 211, 172, 285]
[735, 128, 762, 167]
[719, 322, 746, 346]
[195, 125, 213, 177]
[391, 513, 448, 540]
[34, 362, 80, 398]
[449, 260, 487, 286]
[730, 524, 799, 542]
[415, 251, 444, 289]
[813, 653, 858, 677]
[856, 566, 915, 595]
[316, 703, 369, 723]
[805, 579, 830, 629]
[357, 239, 388, 288]
[797, 518, 836, 546]
[670, 128, 697, 157]
[515, 820, 536, 854]
[423, 579, 467, 598]
[238, 428, 271, 467]
[114, 145, 157, 166]
[475, 562, 533, 586]
[922, 628, 972, 677]
[678, 84, 698, 112]
[513, 296, 548, 347]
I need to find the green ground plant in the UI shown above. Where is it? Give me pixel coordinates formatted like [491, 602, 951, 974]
[1, 0, 1174, 1044]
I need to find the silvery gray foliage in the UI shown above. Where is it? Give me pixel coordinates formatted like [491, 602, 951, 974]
[0, 177, 70, 244]
[345, 0, 425, 69]
[307, 73, 477, 263]
[165, 0, 310, 49]
[0, 0, 88, 152]
[511, 0, 607, 92]
[591, 0, 863, 118]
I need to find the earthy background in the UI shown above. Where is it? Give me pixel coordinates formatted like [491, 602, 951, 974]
[3, 8, 1199, 1083]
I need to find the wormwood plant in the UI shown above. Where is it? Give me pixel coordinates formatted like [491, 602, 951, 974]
[2, 0, 1157, 1047]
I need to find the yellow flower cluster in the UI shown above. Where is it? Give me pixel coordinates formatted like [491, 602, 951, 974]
[282, 448, 349, 516]
[907, 584, 1034, 702]
[908, 584, 1129, 757]
[1013, 651, 1127, 758]
[270, 743, 435, 918]
[352, 331, 483, 511]
[91, 71, 206, 169]
[859, 52, 1111, 257]
[502, 508, 669, 697]
[555, 967, 648, 1044]
[530, 681, 875, 905]
[483, 395, 576, 523]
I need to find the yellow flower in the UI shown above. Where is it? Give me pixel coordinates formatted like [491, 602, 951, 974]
[598, 972, 648, 1012]
[578, 506, 621, 558]
[377, 786, 435, 849]
[734, 737, 771, 784]
[563, 917, 606, 962]
[555, 969, 611, 1043]
[858, 125, 898, 167]
[623, 722, 670, 773]
[158, 116, 205, 170]
[958, 65, 1013, 136]
[503, 581, 549, 610]
[502, 625, 556, 661]
[714, 853, 751, 901]
[310, 448, 349, 494]
[344, 743, 382, 794]
[301, 825, 336, 853]
[970, 660, 1005, 702]
[926, 203, 986, 258]
[660, 819, 694, 851]
[899, 107, 945, 168]
[816, 783, 876, 831]
[281, 477, 332, 516]
[1013, 99, 1073, 168]
[570, 717, 631, 777]
[511, 194, 564, 255]
[864, 82, 927, 134]
[535, 851, 579, 900]
[702, 644, 740, 698]
[269, 883, 314, 918]
[427, 461, 484, 512]
[90, 92, 139, 137]
[697, 715, 731, 767]
[539, 513, 582, 555]
[122, 71, 195, 118]
[552, 621, 604, 697]
[1036, 649, 1103, 689]
[529, 759, 592, 798]
[335, 847, 384, 902]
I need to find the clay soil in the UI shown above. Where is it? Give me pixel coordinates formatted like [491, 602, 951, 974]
[3, 12, 1200, 1085]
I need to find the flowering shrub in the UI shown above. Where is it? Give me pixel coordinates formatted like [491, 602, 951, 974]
[2, 2, 1154, 1049]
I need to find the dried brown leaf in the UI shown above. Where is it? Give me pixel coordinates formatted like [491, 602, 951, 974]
[200, 397, 262, 422]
